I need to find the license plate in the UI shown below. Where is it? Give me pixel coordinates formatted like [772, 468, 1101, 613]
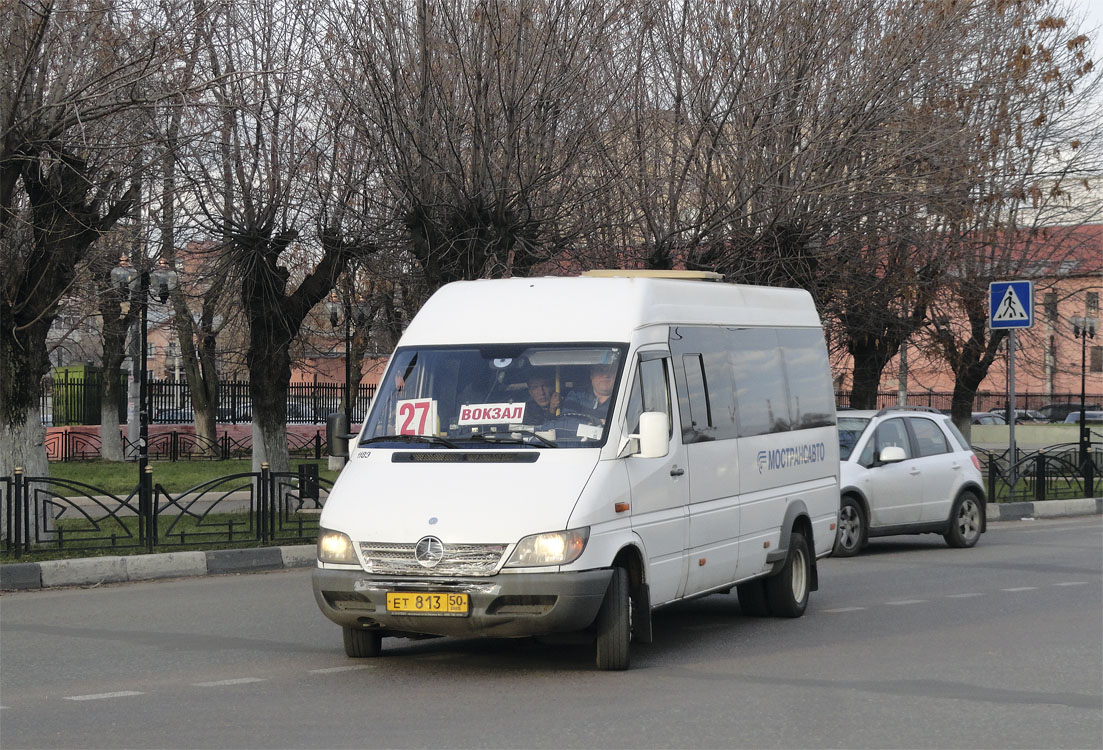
[386, 592, 469, 615]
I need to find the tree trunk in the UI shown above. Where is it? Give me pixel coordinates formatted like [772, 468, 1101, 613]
[98, 291, 131, 462]
[249, 349, 292, 472]
[1, 304, 52, 479]
[100, 401, 124, 461]
[848, 341, 891, 410]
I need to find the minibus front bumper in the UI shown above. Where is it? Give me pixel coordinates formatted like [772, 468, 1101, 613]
[313, 567, 613, 639]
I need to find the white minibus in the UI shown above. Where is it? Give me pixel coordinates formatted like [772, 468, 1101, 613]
[313, 271, 839, 669]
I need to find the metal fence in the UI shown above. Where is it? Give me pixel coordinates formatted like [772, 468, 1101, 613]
[43, 377, 1101, 428]
[4, 443, 1098, 558]
[975, 444, 1100, 503]
[834, 390, 1103, 413]
[42, 375, 377, 426]
[2, 463, 330, 558]
[45, 428, 331, 462]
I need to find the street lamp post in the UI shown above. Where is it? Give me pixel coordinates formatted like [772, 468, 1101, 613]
[326, 286, 369, 442]
[112, 255, 178, 531]
[1071, 314, 1097, 475]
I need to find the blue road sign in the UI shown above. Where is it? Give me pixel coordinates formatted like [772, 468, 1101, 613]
[989, 280, 1033, 329]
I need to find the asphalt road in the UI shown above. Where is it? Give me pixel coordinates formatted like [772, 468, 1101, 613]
[1, 516, 1100, 750]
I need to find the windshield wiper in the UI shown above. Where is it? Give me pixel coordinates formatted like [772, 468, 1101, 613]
[360, 434, 460, 449]
[464, 429, 558, 448]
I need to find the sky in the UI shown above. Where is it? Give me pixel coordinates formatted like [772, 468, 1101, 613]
[1072, 0, 1103, 55]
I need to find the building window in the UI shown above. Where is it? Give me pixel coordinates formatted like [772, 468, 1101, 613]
[1044, 292, 1058, 320]
[1092, 346, 1102, 374]
[1088, 291, 1099, 316]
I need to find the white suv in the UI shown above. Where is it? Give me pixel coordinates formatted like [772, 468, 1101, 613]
[834, 407, 987, 557]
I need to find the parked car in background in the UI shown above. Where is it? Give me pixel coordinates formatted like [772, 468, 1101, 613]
[989, 408, 1048, 424]
[834, 406, 987, 557]
[155, 405, 243, 423]
[1064, 410, 1103, 424]
[971, 412, 1007, 425]
[1041, 402, 1102, 422]
[155, 407, 195, 423]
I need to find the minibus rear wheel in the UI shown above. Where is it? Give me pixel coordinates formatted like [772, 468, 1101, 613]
[595, 567, 630, 670]
[343, 626, 382, 658]
[764, 530, 810, 618]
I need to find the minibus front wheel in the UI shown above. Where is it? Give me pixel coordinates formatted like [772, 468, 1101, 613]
[343, 626, 382, 658]
[595, 567, 630, 670]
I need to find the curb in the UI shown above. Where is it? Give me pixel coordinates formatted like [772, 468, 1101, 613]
[986, 497, 1103, 521]
[3, 499, 1100, 592]
[1, 544, 315, 592]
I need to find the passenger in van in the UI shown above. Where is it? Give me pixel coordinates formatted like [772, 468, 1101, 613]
[523, 371, 561, 424]
[561, 363, 617, 424]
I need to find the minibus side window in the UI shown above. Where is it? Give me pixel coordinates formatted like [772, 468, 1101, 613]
[776, 328, 836, 429]
[625, 355, 673, 436]
[681, 354, 712, 439]
[730, 328, 790, 436]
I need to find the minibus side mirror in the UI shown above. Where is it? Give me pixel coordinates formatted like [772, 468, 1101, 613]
[627, 411, 669, 459]
[327, 412, 349, 458]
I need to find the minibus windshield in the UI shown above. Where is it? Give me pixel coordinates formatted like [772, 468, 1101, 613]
[360, 344, 626, 449]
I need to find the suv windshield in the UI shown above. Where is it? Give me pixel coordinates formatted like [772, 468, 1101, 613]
[360, 344, 625, 449]
[837, 416, 871, 460]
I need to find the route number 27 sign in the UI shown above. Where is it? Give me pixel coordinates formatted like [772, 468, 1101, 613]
[395, 399, 438, 436]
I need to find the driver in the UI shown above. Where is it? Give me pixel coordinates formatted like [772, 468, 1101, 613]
[561, 363, 617, 424]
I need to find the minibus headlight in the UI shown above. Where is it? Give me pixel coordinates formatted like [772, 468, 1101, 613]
[317, 529, 358, 565]
[505, 528, 589, 567]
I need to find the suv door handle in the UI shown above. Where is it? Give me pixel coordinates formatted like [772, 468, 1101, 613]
[670, 467, 685, 477]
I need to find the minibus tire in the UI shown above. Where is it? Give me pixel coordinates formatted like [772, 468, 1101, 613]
[343, 627, 382, 658]
[736, 579, 771, 617]
[595, 567, 630, 671]
[764, 531, 810, 618]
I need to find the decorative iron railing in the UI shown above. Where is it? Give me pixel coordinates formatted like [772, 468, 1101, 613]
[46, 429, 327, 462]
[2, 464, 331, 558]
[975, 443, 1100, 502]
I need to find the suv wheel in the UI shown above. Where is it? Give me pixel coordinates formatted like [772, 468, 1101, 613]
[833, 496, 866, 557]
[944, 491, 983, 548]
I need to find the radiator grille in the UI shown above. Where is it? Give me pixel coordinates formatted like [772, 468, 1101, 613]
[358, 541, 508, 576]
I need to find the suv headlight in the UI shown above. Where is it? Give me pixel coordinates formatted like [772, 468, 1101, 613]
[505, 528, 589, 568]
[317, 528, 358, 565]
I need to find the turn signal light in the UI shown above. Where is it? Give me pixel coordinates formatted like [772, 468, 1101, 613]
[614, 502, 630, 513]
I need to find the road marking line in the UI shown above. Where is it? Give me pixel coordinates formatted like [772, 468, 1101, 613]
[1001, 587, 1038, 592]
[885, 600, 927, 605]
[1054, 581, 1089, 587]
[64, 691, 144, 701]
[192, 678, 266, 687]
[309, 665, 374, 674]
[822, 607, 866, 613]
[946, 593, 985, 598]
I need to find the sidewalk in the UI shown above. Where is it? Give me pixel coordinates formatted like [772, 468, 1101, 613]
[0, 544, 315, 592]
[2, 498, 1100, 592]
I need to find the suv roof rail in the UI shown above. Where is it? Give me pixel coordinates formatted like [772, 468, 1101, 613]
[873, 405, 942, 417]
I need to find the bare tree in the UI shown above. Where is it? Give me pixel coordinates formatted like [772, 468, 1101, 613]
[916, 0, 1103, 435]
[332, 0, 629, 297]
[1, 0, 186, 477]
[178, 0, 381, 471]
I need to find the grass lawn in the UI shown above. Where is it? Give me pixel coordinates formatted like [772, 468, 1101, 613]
[45, 458, 341, 496]
[1, 509, 317, 563]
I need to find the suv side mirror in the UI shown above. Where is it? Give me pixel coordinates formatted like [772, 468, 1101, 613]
[878, 445, 906, 463]
[631, 411, 670, 459]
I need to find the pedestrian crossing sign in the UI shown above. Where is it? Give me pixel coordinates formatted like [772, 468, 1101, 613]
[989, 280, 1033, 329]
